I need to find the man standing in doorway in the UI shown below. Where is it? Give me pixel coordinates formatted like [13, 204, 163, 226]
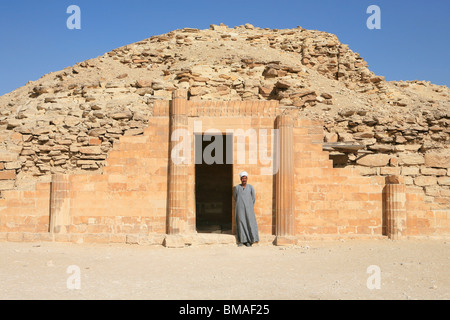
[234, 171, 259, 247]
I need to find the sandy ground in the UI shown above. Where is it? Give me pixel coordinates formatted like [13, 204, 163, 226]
[0, 238, 448, 300]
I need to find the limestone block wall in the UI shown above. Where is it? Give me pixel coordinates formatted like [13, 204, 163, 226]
[294, 118, 448, 237]
[0, 97, 447, 243]
[325, 108, 450, 215]
[0, 150, 22, 192]
[0, 116, 170, 243]
[67, 116, 170, 239]
[293, 118, 384, 236]
[404, 185, 449, 236]
[0, 182, 50, 239]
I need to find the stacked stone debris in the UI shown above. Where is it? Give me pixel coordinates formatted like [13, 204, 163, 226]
[0, 23, 448, 212]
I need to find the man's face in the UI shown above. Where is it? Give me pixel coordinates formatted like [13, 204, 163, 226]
[241, 176, 248, 184]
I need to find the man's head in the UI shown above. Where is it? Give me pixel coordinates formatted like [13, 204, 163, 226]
[240, 171, 248, 185]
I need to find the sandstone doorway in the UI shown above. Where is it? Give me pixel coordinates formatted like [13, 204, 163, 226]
[195, 134, 233, 234]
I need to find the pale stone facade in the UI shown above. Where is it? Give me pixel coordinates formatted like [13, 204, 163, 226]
[0, 91, 448, 245]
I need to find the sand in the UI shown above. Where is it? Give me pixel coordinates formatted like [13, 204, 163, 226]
[0, 238, 448, 300]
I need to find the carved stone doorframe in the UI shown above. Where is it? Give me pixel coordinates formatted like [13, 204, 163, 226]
[165, 90, 296, 245]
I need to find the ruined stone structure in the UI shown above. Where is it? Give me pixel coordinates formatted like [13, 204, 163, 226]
[0, 91, 447, 245]
[0, 25, 448, 245]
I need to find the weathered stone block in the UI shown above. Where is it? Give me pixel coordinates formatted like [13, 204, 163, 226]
[404, 176, 414, 185]
[124, 128, 144, 136]
[425, 151, 450, 168]
[425, 186, 440, 197]
[420, 168, 447, 176]
[380, 167, 401, 175]
[356, 166, 378, 176]
[0, 170, 16, 180]
[110, 111, 133, 120]
[438, 176, 450, 186]
[136, 80, 152, 88]
[7, 232, 24, 242]
[398, 153, 425, 166]
[163, 234, 187, 248]
[402, 167, 419, 176]
[0, 151, 18, 162]
[368, 144, 394, 152]
[414, 176, 437, 186]
[356, 154, 390, 167]
[275, 235, 297, 246]
[4, 161, 22, 170]
[88, 128, 106, 137]
[189, 86, 207, 96]
[79, 146, 102, 155]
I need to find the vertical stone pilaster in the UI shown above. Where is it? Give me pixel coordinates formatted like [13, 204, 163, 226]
[49, 174, 71, 234]
[166, 89, 192, 236]
[385, 175, 407, 240]
[275, 114, 296, 245]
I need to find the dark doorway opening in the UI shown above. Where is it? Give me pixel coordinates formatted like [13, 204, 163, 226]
[195, 134, 233, 234]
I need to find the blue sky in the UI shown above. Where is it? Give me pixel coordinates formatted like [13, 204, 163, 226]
[0, 0, 449, 96]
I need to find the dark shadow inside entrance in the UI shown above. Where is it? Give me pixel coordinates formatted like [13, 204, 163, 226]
[195, 134, 233, 234]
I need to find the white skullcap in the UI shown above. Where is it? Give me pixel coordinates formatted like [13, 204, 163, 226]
[239, 171, 248, 178]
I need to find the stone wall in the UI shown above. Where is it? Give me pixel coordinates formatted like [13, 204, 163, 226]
[5, 80, 151, 182]
[293, 118, 447, 237]
[0, 115, 170, 244]
[0, 97, 447, 244]
[324, 107, 450, 213]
